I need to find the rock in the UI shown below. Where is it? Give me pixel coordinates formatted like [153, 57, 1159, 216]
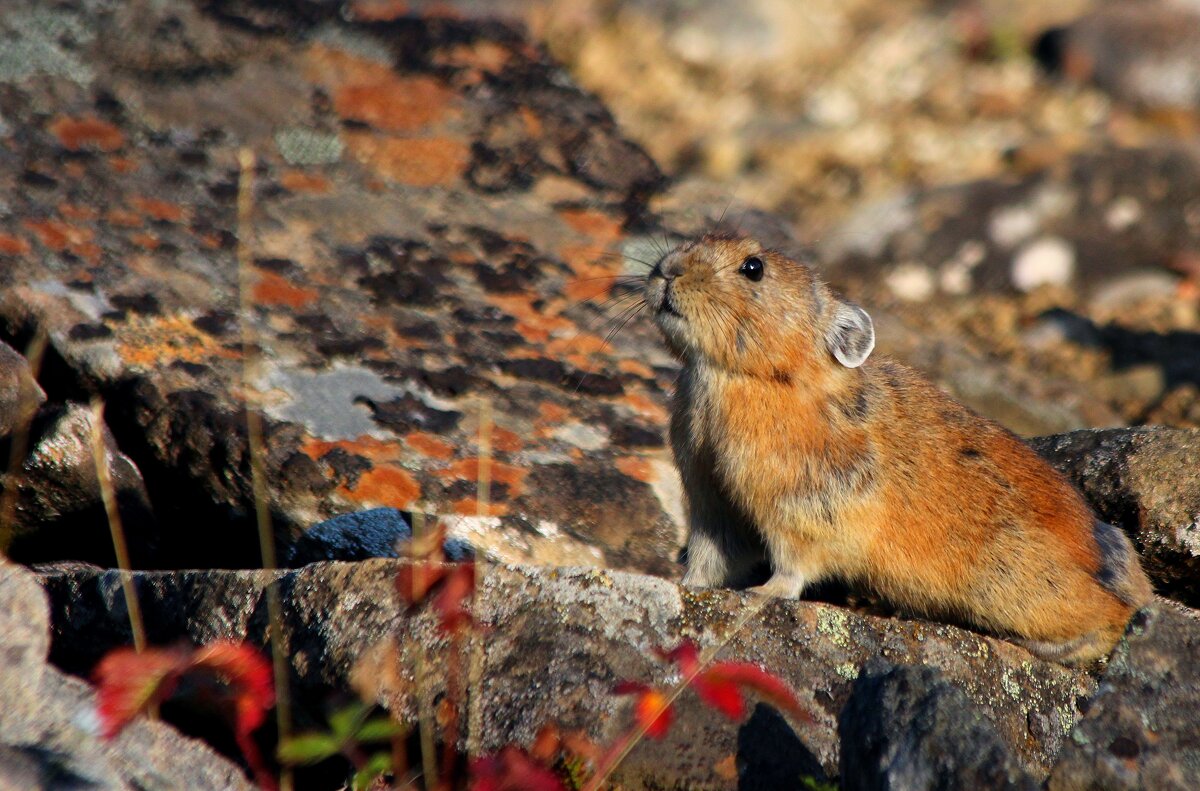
[0, 0, 678, 573]
[1048, 603, 1200, 791]
[285, 506, 473, 565]
[839, 663, 1038, 791]
[822, 146, 1200, 299]
[1029, 427, 1200, 605]
[0, 339, 44, 439]
[0, 559, 254, 790]
[3, 403, 157, 567]
[1034, 4, 1200, 111]
[38, 560, 1096, 787]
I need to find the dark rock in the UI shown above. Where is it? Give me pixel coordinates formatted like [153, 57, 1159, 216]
[38, 560, 1096, 787]
[1029, 427, 1200, 605]
[4, 403, 157, 567]
[0, 340, 45, 439]
[285, 507, 473, 566]
[839, 663, 1038, 791]
[0, 561, 253, 790]
[1048, 603, 1200, 791]
[1034, 5, 1200, 111]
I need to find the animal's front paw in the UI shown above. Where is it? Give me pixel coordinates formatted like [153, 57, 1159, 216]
[746, 572, 806, 599]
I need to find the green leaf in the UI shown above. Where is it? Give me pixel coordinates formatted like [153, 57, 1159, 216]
[277, 733, 341, 765]
[351, 752, 393, 791]
[354, 717, 406, 743]
[328, 702, 370, 740]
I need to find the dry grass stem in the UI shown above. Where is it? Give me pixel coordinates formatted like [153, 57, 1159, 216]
[236, 147, 294, 791]
[88, 397, 147, 654]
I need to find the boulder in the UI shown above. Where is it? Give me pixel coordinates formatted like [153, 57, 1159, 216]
[0, 0, 675, 573]
[1048, 603, 1200, 791]
[839, 663, 1038, 791]
[39, 559, 1096, 788]
[0, 339, 45, 439]
[1030, 427, 1200, 605]
[0, 559, 254, 790]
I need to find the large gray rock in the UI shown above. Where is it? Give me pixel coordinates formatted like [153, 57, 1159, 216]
[0, 560, 253, 790]
[839, 663, 1039, 791]
[1048, 603, 1200, 791]
[1030, 427, 1200, 605]
[39, 559, 1096, 788]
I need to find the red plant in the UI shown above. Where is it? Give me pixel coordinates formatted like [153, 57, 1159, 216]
[657, 641, 812, 723]
[469, 745, 566, 791]
[94, 640, 276, 791]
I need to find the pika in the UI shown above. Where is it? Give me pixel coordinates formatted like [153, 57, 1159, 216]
[646, 233, 1152, 665]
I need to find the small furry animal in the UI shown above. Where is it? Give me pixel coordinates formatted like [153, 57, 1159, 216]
[645, 233, 1152, 665]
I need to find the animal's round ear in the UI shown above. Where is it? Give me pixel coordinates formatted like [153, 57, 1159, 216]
[825, 300, 875, 368]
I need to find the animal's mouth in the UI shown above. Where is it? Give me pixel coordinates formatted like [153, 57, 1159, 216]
[658, 284, 683, 319]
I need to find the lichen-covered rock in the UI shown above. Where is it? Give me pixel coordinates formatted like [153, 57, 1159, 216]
[839, 663, 1038, 791]
[3, 402, 157, 566]
[0, 559, 253, 790]
[0, 339, 45, 439]
[39, 560, 1096, 787]
[0, 0, 681, 573]
[1029, 427, 1200, 605]
[1048, 603, 1200, 791]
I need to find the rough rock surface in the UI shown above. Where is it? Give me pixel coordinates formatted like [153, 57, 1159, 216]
[39, 559, 1096, 787]
[1030, 427, 1200, 604]
[0, 0, 677, 573]
[839, 663, 1038, 791]
[0, 559, 253, 790]
[0, 338, 45, 438]
[1048, 603, 1200, 791]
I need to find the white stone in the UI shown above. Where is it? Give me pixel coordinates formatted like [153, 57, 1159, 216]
[885, 263, 935, 301]
[1011, 237, 1075, 292]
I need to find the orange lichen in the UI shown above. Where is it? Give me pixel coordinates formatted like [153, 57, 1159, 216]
[344, 465, 420, 508]
[49, 115, 125, 152]
[618, 359, 656, 379]
[436, 458, 527, 495]
[537, 402, 569, 423]
[615, 455, 655, 483]
[130, 232, 160, 250]
[59, 203, 99, 221]
[0, 234, 31, 256]
[108, 156, 140, 174]
[405, 431, 456, 460]
[347, 0, 409, 22]
[131, 197, 187, 223]
[432, 41, 514, 75]
[116, 314, 240, 368]
[491, 426, 522, 453]
[449, 498, 508, 517]
[624, 391, 669, 422]
[22, 219, 95, 253]
[334, 75, 457, 133]
[105, 209, 143, 228]
[279, 170, 333, 194]
[484, 293, 573, 343]
[252, 271, 319, 309]
[559, 208, 623, 242]
[344, 134, 470, 188]
[301, 435, 400, 462]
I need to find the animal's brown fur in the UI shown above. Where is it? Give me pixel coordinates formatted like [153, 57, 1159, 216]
[647, 234, 1152, 665]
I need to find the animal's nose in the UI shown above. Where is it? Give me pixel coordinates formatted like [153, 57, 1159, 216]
[654, 254, 684, 280]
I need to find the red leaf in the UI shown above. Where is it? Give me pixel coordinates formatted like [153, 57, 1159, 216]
[396, 562, 448, 608]
[656, 641, 701, 677]
[93, 646, 189, 738]
[432, 561, 475, 633]
[703, 662, 812, 724]
[190, 642, 275, 736]
[469, 746, 565, 791]
[613, 681, 675, 739]
[692, 674, 745, 720]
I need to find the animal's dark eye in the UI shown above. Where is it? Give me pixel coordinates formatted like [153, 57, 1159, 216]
[739, 256, 764, 282]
